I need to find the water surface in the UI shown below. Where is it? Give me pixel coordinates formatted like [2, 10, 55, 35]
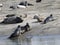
[0, 35, 60, 45]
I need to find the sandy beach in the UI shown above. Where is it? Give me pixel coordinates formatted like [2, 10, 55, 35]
[0, 0, 60, 37]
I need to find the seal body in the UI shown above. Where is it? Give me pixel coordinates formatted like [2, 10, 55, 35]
[36, 0, 41, 3]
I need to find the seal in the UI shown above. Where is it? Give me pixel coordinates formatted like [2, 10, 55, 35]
[43, 14, 54, 24]
[36, 0, 41, 3]
[9, 25, 21, 39]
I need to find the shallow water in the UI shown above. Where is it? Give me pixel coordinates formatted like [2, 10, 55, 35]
[0, 35, 60, 45]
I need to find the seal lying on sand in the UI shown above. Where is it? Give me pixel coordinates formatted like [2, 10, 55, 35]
[17, 1, 33, 8]
[9, 23, 30, 39]
[1, 16, 23, 24]
[33, 15, 42, 22]
[19, 1, 33, 6]
[43, 14, 54, 24]
[10, 6, 16, 9]
[36, 0, 41, 3]
[6, 14, 15, 17]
